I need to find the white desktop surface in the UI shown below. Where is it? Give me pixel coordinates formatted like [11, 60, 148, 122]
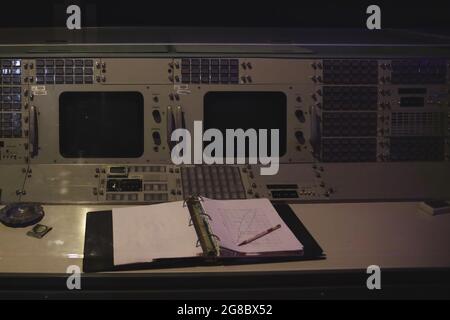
[0, 202, 449, 274]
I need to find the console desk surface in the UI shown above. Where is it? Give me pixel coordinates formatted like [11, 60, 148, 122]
[1, 201, 449, 274]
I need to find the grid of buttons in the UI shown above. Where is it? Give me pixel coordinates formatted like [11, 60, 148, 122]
[106, 193, 141, 201]
[323, 86, 378, 111]
[321, 138, 377, 162]
[323, 60, 378, 84]
[143, 193, 169, 202]
[129, 165, 167, 173]
[0, 112, 22, 138]
[390, 137, 445, 161]
[35, 59, 94, 84]
[181, 58, 239, 84]
[322, 112, 378, 137]
[0, 87, 22, 112]
[144, 183, 168, 191]
[391, 59, 447, 84]
[391, 112, 444, 136]
[0, 59, 21, 85]
[181, 166, 246, 199]
[0, 85, 22, 138]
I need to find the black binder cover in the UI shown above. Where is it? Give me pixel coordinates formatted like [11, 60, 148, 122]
[83, 204, 325, 272]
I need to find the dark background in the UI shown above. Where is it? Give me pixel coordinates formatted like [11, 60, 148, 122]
[1, 0, 449, 29]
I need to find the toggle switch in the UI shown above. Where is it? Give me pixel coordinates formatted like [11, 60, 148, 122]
[152, 131, 161, 145]
[295, 110, 305, 122]
[295, 131, 305, 144]
[152, 110, 161, 123]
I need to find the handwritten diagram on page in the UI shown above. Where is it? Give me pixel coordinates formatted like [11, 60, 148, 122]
[201, 198, 303, 254]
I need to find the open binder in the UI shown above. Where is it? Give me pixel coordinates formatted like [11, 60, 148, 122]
[83, 197, 324, 272]
[183, 196, 306, 258]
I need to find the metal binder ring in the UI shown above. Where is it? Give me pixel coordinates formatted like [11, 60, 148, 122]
[200, 213, 212, 221]
[182, 195, 204, 207]
[210, 234, 221, 242]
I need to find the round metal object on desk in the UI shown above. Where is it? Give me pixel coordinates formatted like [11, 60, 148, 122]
[0, 203, 44, 228]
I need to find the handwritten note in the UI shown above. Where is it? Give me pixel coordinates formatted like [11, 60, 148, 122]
[201, 198, 303, 254]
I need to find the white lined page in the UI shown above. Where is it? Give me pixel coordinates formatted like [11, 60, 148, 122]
[112, 201, 203, 265]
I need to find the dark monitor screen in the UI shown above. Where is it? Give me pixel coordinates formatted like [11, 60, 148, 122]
[203, 92, 287, 157]
[59, 92, 144, 158]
